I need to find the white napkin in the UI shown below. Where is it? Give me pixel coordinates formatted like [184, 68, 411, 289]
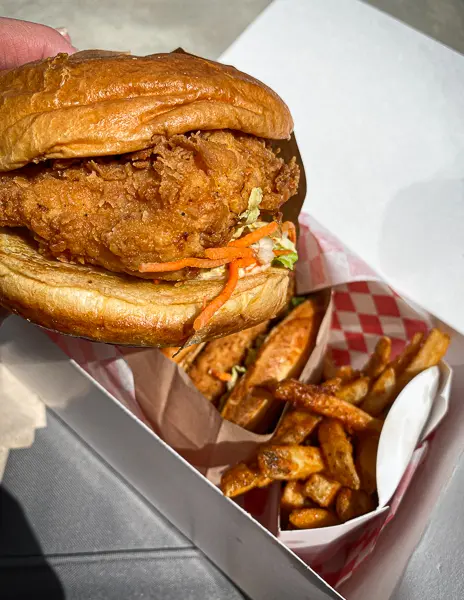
[0, 364, 46, 481]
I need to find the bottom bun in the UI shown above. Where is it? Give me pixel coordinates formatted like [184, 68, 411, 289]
[0, 228, 290, 347]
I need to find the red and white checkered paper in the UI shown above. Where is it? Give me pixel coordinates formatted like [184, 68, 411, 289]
[45, 212, 434, 591]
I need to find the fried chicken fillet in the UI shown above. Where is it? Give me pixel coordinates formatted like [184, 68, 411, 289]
[0, 131, 298, 280]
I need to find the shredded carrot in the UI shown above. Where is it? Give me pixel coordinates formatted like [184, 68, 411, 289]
[204, 247, 254, 260]
[235, 257, 257, 269]
[273, 249, 293, 257]
[193, 261, 239, 332]
[283, 221, 297, 244]
[210, 369, 233, 382]
[228, 221, 279, 248]
[139, 257, 230, 273]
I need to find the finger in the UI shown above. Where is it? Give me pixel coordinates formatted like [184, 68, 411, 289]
[55, 27, 72, 44]
[0, 18, 77, 70]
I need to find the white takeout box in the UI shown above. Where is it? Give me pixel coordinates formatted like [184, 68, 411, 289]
[2, 1, 464, 599]
[0, 299, 461, 600]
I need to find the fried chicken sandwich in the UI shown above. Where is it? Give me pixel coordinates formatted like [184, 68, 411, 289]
[0, 50, 300, 346]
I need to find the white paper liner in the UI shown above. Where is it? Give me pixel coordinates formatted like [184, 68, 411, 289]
[0, 364, 47, 482]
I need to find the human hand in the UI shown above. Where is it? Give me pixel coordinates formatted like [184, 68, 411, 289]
[0, 17, 76, 71]
[0, 18, 75, 322]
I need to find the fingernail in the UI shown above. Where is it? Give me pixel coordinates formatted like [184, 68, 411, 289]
[55, 27, 73, 45]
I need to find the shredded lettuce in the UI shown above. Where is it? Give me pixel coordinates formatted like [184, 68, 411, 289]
[235, 220, 269, 238]
[233, 188, 264, 239]
[275, 235, 296, 252]
[272, 251, 298, 270]
[244, 331, 268, 368]
[272, 232, 298, 270]
[291, 296, 307, 308]
[226, 365, 247, 392]
[273, 231, 296, 253]
[234, 190, 299, 271]
[239, 187, 263, 225]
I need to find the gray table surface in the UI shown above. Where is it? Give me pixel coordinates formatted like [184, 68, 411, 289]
[1, 410, 246, 600]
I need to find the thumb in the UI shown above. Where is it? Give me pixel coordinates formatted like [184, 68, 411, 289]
[0, 18, 77, 70]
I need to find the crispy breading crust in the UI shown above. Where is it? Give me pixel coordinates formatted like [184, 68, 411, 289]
[0, 132, 299, 280]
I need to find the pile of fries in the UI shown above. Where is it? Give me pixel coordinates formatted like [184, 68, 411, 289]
[220, 328, 450, 529]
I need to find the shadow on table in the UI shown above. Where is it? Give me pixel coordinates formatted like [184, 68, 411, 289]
[0, 486, 65, 599]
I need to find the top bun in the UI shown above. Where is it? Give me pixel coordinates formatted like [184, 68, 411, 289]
[0, 50, 294, 172]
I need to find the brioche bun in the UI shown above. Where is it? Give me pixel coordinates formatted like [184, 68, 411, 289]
[0, 50, 293, 172]
[0, 229, 290, 346]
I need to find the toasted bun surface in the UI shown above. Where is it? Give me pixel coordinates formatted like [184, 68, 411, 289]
[0, 229, 289, 346]
[0, 50, 294, 172]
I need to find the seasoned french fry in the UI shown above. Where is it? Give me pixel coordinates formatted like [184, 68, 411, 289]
[362, 337, 392, 379]
[323, 353, 338, 380]
[221, 297, 325, 430]
[334, 365, 358, 383]
[360, 367, 396, 417]
[274, 380, 383, 433]
[188, 322, 269, 403]
[356, 434, 379, 494]
[221, 459, 273, 497]
[224, 387, 274, 433]
[389, 332, 424, 376]
[256, 473, 272, 488]
[323, 366, 360, 393]
[281, 481, 312, 511]
[220, 462, 262, 498]
[318, 419, 360, 489]
[321, 377, 342, 393]
[220, 411, 322, 498]
[221, 329, 450, 531]
[273, 410, 322, 445]
[303, 473, 341, 507]
[258, 445, 324, 480]
[289, 508, 340, 529]
[396, 328, 450, 392]
[335, 376, 370, 405]
[336, 488, 375, 522]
